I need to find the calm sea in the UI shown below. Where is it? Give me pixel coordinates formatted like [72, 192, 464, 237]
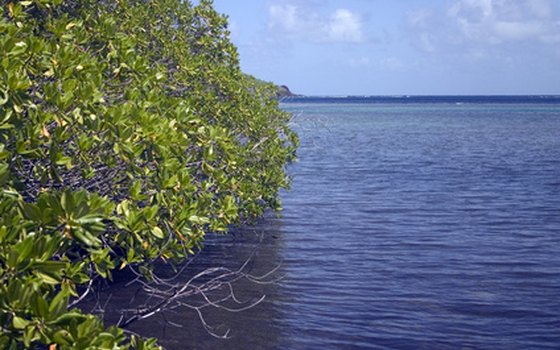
[103, 96, 560, 349]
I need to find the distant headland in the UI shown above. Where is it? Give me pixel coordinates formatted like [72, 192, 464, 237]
[276, 85, 300, 98]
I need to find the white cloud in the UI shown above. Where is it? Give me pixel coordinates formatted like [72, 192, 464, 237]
[268, 4, 300, 32]
[406, 0, 560, 56]
[407, 8, 434, 28]
[405, 9, 440, 52]
[494, 21, 545, 40]
[327, 9, 364, 43]
[448, 0, 560, 44]
[527, 0, 553, 18]
[267, 3, 365, 43]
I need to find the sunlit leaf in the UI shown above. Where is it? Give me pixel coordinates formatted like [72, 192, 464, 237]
[151, 226, 165, 239]
[12, 316, 29, 330]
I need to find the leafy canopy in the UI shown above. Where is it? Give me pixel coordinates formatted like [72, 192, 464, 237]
[0, 0, 297, 348]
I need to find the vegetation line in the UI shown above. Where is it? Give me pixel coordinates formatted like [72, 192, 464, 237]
[0, 0, 297, 348]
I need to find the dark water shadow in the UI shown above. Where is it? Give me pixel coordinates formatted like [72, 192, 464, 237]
[78, 213, 287, 350]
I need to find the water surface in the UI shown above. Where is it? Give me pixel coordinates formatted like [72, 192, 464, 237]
[97, 97, 560, 349]
[276, 97, 560, 349]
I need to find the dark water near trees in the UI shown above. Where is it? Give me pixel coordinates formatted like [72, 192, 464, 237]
[95, 97, 560, 349]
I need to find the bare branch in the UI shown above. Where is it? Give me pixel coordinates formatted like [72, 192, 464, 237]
[102, 250, 282, 338]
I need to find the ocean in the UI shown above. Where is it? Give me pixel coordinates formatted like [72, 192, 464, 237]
[276, 96, 560, 349]
[109, 96, 560, 349]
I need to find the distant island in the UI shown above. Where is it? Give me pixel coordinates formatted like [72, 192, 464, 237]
[276, 85, 299, 98]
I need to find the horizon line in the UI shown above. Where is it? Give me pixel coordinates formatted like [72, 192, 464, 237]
[283, 94, 560, 98]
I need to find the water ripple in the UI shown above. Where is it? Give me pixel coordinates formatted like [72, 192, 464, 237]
[276, 102, 560, 349]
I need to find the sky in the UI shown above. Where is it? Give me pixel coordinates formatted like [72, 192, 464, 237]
[212, 0, 560, 96]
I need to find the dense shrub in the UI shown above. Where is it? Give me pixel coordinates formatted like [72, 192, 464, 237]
[0, 0, 297, 348]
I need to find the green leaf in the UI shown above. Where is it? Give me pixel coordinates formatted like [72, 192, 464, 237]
[34, 271, 61, 285]
[0, 89, 9, 106]
[0, 163, 8, 186]
[76, 214, 104, 225]
[12, 316, 29, 330]
[52, 330, 73, 346]
[33, 260, 66, 274]
[31, 295, 50, 319]
[50, 312, 87, 327]
[61, 190, 71, 213]
[189, 215, 210, 225]
[73, 229, 102, 248]
[9, 41, 27, 56]
[151, 226, 165, 239]
[23, 325, 36, 347]
[20, 202, 42, 221]
[49, 291, 69, 318]
[130, 180, 142, 199]
[15, 236, 34, 264]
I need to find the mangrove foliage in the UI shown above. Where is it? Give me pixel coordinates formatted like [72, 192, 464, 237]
[0, 0, 297, 348]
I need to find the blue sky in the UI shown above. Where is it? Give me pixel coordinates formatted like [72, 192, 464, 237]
[212, 0, 560, 95]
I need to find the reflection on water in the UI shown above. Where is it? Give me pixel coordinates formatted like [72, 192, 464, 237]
[81, 214, 286, 350]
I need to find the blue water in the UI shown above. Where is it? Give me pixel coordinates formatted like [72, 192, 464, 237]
[112, 97, 560, 349]
[275, 97, 560, 349]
